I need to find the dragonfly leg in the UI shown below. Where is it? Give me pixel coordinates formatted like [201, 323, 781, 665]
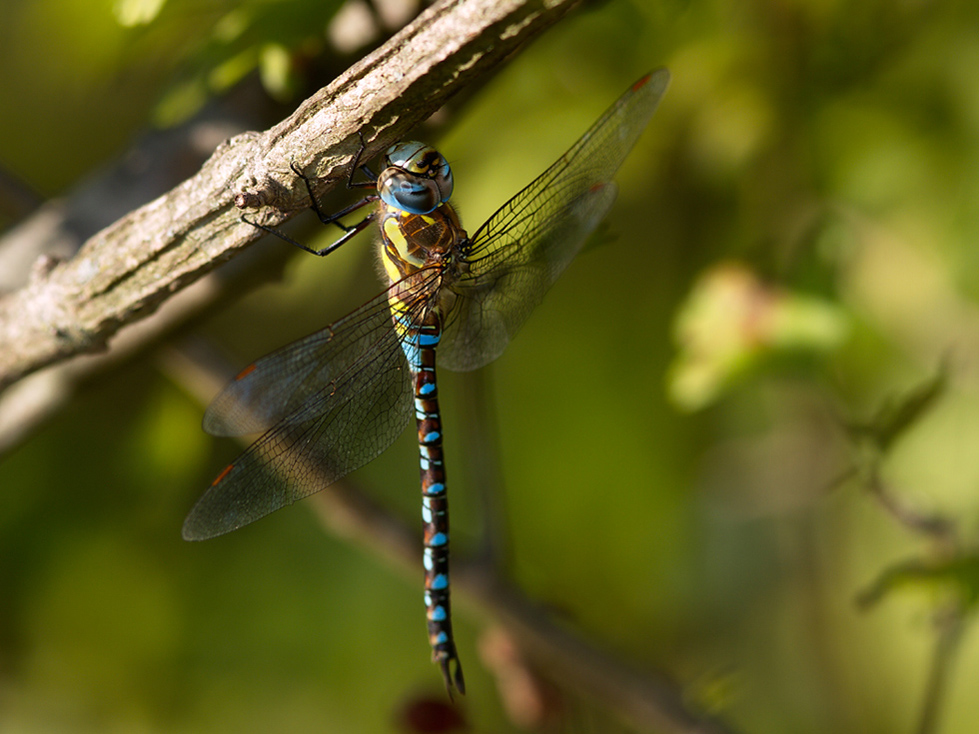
[240, 136, 384, 257]
[288, 131, 377, 230]
[289, 159, 377, 231]
[345, 131, 379, 190]
[240, 212, 375, 257]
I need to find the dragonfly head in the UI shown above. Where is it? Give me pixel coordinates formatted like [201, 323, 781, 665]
[378, 142, 454, 215]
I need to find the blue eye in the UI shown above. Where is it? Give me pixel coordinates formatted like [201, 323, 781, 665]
[379, 142, 454, 213]
[378, 173, 442, 214]
[384, 142, 429, 171]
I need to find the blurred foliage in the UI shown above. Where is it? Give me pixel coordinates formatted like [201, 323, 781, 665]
[846, 363, 949, 456]
[669, 261, 848, 410]
[4, 0, 979, 732]
[858, 552, 979, 612]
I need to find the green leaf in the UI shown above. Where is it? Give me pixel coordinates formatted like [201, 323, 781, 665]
[847, 364, 948, 454]
[857, 552, 979, 610]
[113, 0, 167, 27]
[668, 262, 848, 410]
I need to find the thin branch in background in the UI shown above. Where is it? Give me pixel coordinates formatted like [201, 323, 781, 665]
[160, 337, 741, 734]
[838, 364, 958, 543]
[456, 366, 511, 568]
[865, 466, 958, 546]
[0, 165, 44, 222]
[917, 603, 966, 734]
[841, 367, 975, 734]
[852, 467, 972, 734]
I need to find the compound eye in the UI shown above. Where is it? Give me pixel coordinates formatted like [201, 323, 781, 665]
[378, 171, 442, 214]
[427, 157, 454, 203]
[383, 142, 454, 206]
[384, 142, 426, 170]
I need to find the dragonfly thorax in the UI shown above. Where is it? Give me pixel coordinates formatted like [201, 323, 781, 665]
[377, 142, 454, 215]
[377, 201, 468, 286]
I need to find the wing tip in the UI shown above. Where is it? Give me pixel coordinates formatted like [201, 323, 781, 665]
[181, 517, 208, 541]
[633, 68, 671, 97]
[181, 512, 239, 542]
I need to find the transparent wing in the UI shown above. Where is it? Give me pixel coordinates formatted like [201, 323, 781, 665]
[204, 287, 409, 438]
[183, 270, 440, 540]
[440, 69, 670, 372]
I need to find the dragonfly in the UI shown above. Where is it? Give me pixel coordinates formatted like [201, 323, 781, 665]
[183, 69, 670, 695]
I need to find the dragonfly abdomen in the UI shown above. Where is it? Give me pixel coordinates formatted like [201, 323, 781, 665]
[407, 312, 465, 694]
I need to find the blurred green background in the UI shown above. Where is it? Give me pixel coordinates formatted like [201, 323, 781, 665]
[3, 0, 979, 732]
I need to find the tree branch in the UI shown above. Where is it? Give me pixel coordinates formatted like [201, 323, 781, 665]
[0, 93, 271, 453]
[0, 0, 581, 392]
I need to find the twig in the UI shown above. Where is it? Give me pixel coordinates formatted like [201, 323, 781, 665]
[916, 604, 966, 734]
[0, 93, 279, 453]
[843, 376, 969, 734]
[456, 367, 511, 567]
[865, 466, 957, 545]
[0, 165, 43, 221]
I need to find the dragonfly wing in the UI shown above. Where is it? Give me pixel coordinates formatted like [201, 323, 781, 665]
[441, 182, 617, 371]
[440, 69, 669, 372]
[185, 272, 438, 540]
[204, 286, 414, 437]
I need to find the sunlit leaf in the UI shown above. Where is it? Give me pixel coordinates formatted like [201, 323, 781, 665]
[208, 48, 259, 92]
[152, 76, 208, 127]
[668, 262, 848, 410]
[857, 552, 979, 610]
[259, 43, 297, 101]
[113, 0, 167, 27]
